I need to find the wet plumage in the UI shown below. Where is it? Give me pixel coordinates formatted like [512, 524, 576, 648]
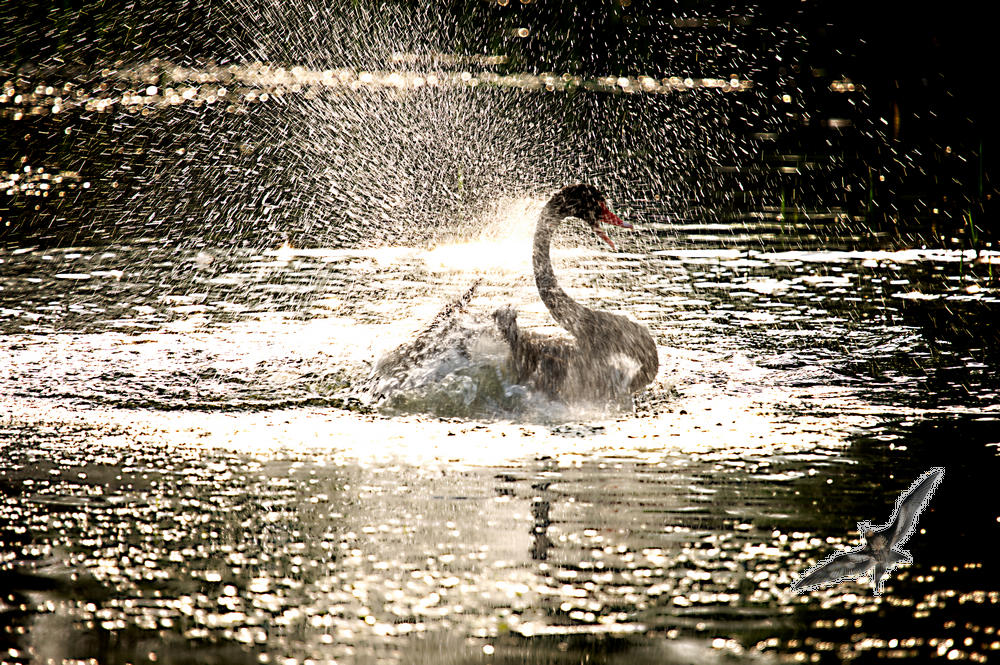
[493, 184, 658, 403]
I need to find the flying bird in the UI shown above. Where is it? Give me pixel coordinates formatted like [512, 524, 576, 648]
[791, 467, 945, 596]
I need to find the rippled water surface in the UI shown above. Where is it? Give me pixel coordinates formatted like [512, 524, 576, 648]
[2, 210, 999, 663]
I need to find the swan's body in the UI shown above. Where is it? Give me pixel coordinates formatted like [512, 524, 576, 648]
[494, 185, 658, 403]
[364, 185, 657, 412]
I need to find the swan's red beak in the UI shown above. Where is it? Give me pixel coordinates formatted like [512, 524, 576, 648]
[594, 201, 632, 250]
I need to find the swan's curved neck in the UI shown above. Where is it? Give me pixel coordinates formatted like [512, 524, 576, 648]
[533, 203, 586, 335]
[529, 194, 659, 393]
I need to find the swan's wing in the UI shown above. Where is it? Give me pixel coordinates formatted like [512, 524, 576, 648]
[373, 280, 482, 375]
[365, 280, 483, 398]
[415, 278, 482, 343]
[791, 551, 874, 592]
[884, 467, 945, 549]
[494, 305, 579, 392]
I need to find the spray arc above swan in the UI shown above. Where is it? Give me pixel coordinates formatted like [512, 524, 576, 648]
[492, 184, 658, 403]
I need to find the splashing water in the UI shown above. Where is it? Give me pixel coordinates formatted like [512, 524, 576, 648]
[4, 0, 777, 422]
[3, 1, 774, 252]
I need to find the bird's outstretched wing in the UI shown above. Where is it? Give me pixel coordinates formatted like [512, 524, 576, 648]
[791, 550, 874, 592]
[883, 467, 945, 549]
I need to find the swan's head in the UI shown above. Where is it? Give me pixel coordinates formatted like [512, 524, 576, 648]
[550, 184, 632, 249]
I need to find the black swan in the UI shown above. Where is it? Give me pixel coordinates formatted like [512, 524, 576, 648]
[365, 185, 657, 409]
[492, 184, 658, 403]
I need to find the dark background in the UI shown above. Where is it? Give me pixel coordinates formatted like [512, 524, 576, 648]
[0, 0, 995, 246]
[1, 0, 991, 120]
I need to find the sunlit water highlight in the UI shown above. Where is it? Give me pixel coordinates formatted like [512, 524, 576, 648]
[0, 60, 753, 124]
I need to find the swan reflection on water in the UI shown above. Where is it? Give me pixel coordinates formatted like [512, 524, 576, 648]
[365, 185, 658, 418]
